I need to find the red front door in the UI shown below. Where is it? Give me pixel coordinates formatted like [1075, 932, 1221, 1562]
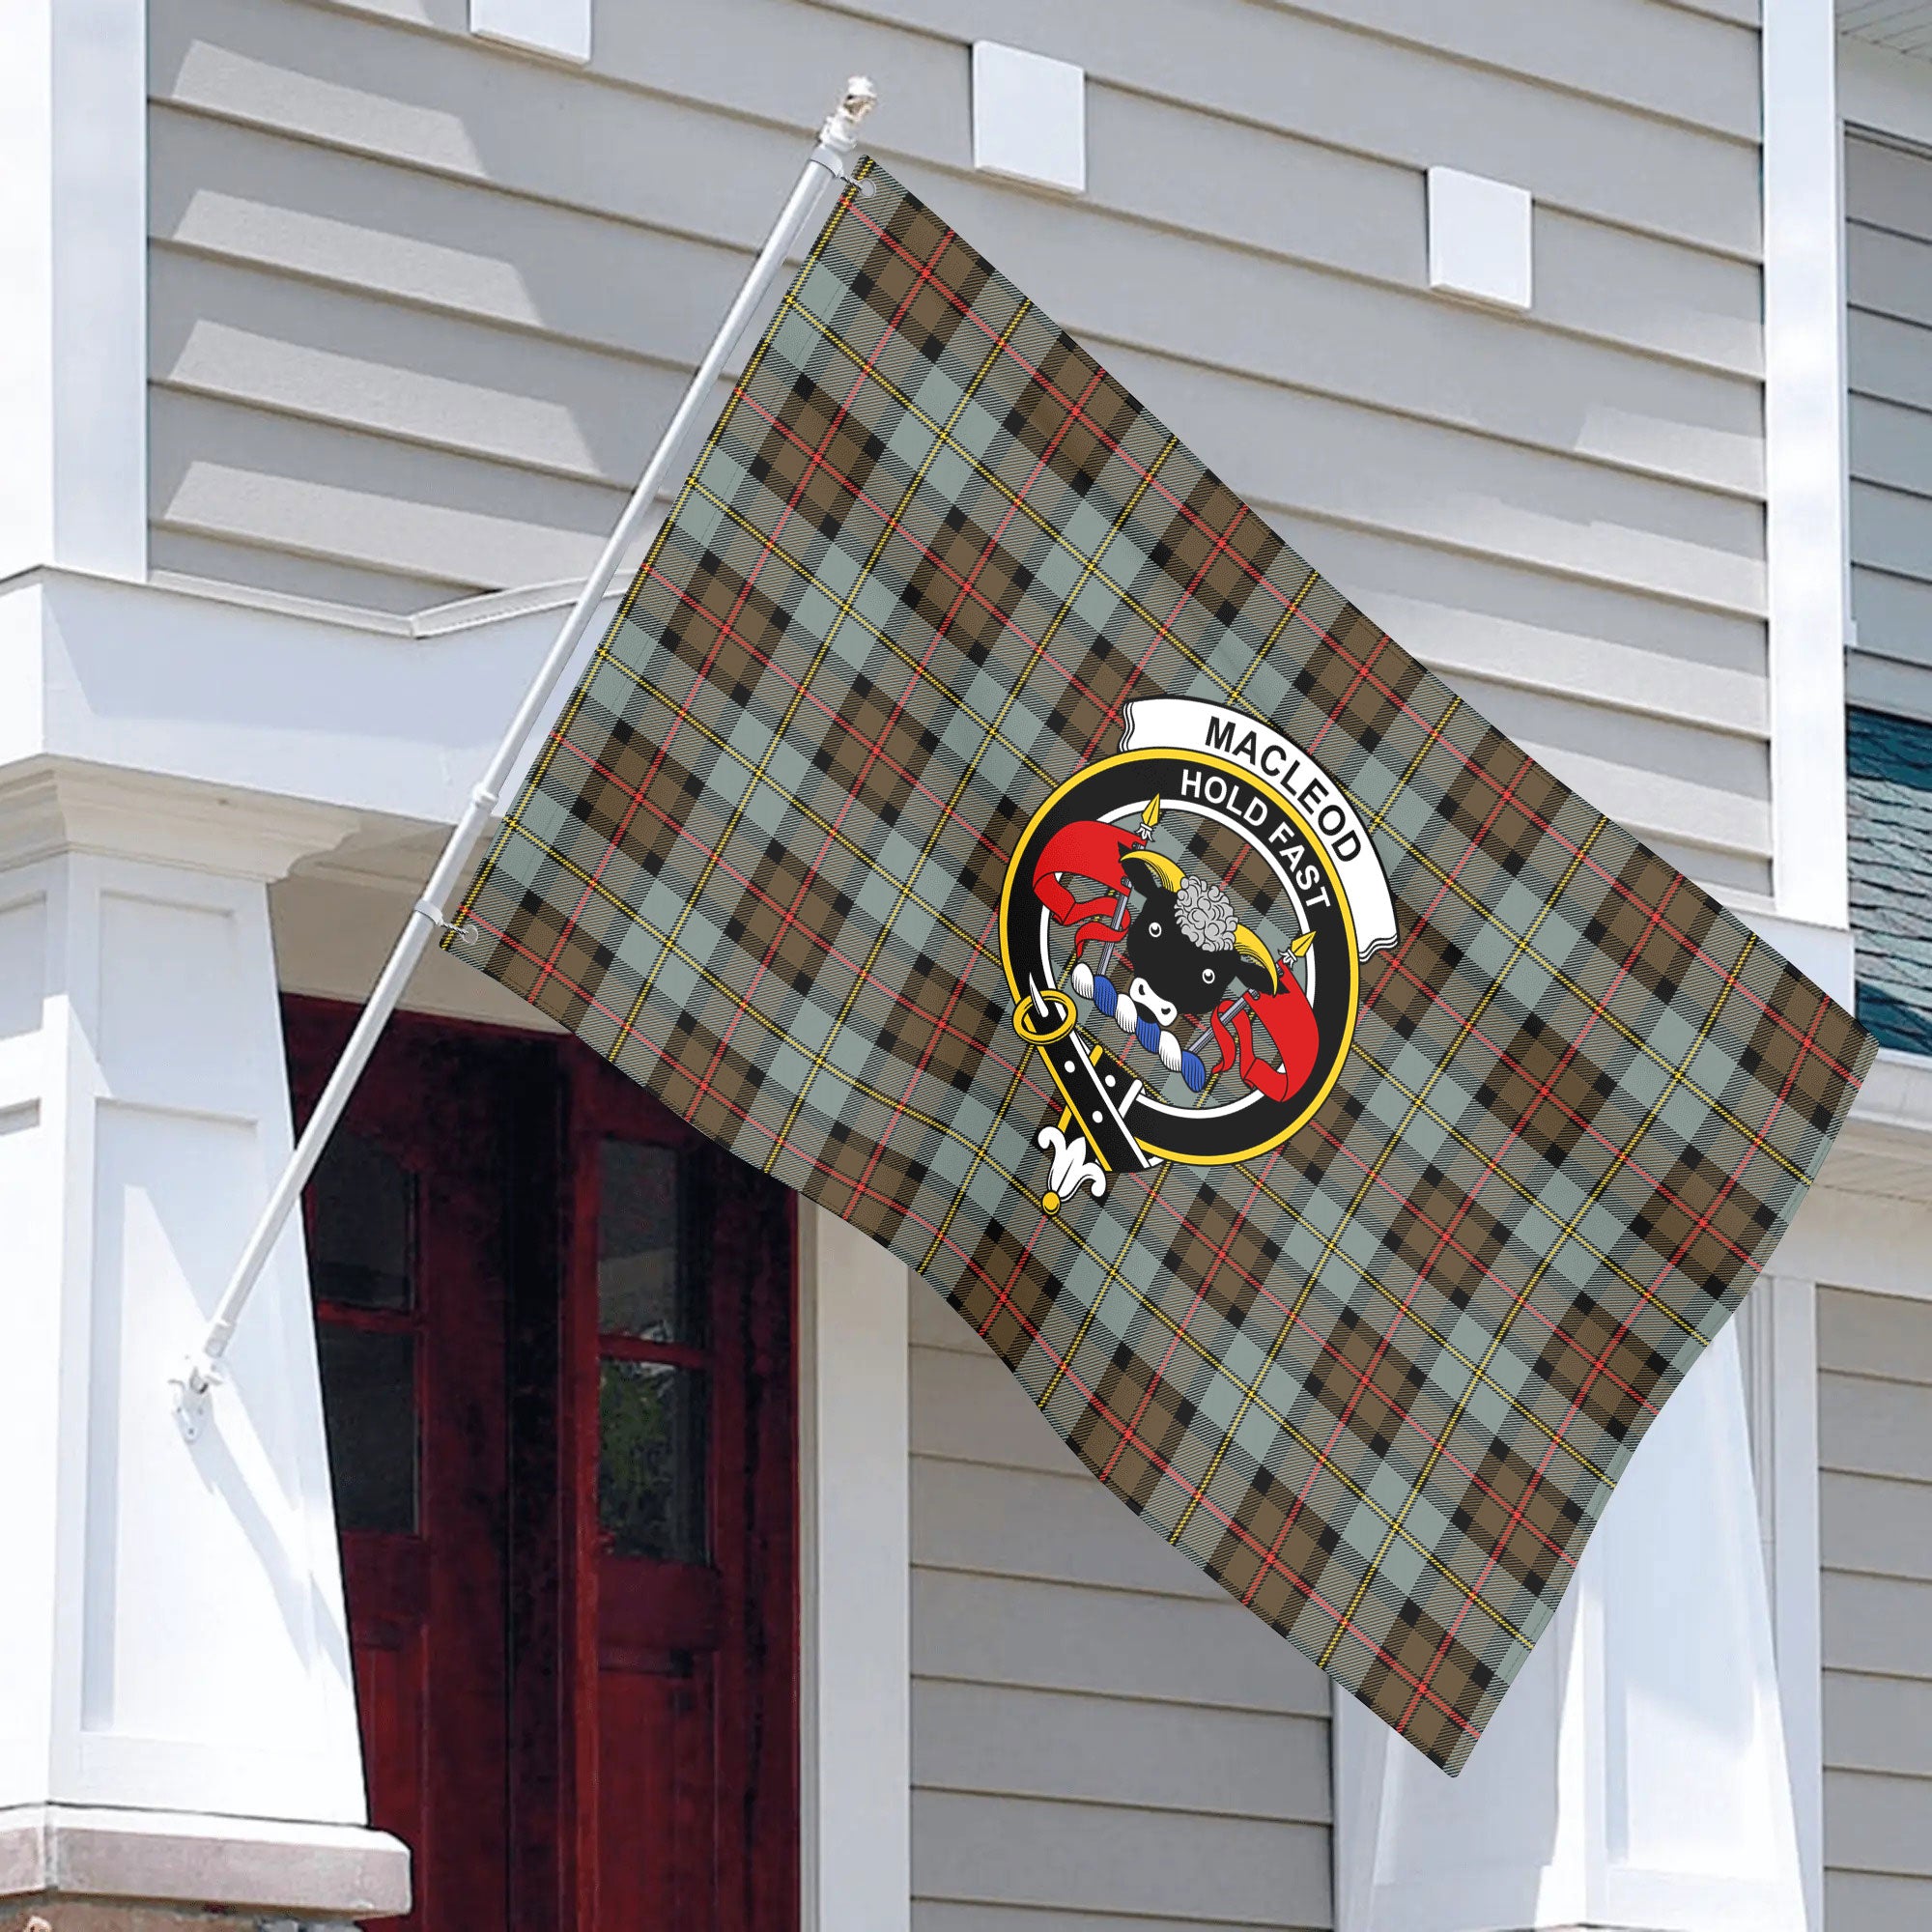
[290, 1001, 797, 1931]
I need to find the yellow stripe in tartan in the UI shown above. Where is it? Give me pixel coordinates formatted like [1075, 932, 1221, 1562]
[765, 294, 1038, 1162]
[1229, 568, 1321, 708]
[1035, 1155, 1172, 1410]
[1314, 929, 1751, 1670]
[916, 440, 1185, 1268]
[617, 273, 1028, 1065]
[686, 478, 1055, 784]
[504, 810, 1537, 1654]
[1160, 692, 1476, 1548]
[501, 671, 997, 966]
[784, 300, 1274, 686]
[455, 168, 867, 936]
[784, 294, 1801, 1185]
[1167, 780, 1602, 1550]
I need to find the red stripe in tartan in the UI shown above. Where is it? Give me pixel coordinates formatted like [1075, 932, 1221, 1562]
[530, 203, 967, 1016]
[1303, 630, 1391, 762]
[1375, 946, 1758, 1280]
[1410, 872, 1688, 1297]
[732, 387, 1121, 727]
[686, 360, 1110, 1114]
[641, 564, 1011, 864]
[554, 730, 1577, 1565]
[1098, 1155, 1276, 1487]
[837, 193, 1859, 1093]
[969, 1205, 1484, 1745]
[469, 902, 1482, 1741]
[551, 733, 1033, 1063]
[1098, 1160, 1585, 1567]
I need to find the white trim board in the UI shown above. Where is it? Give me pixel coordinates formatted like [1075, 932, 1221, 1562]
[0, 566, 624, 833]
[798, 1208, 911, 1932]
[1766, 0, 1854, 929]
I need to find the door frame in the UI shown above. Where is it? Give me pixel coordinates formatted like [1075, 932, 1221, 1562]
[288, 995, 800, 1930]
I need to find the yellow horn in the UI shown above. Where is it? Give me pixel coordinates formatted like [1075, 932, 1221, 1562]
[1121, 847, 1184, 894]
[1233, 924, 1280, 993]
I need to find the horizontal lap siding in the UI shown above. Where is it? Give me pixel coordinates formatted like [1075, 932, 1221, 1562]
[149, 0, 1771, 899]
[1846, 131, 1932, 720]
[909, 1283, 1333, 1930]
[1819, 1287, 1932, 1932]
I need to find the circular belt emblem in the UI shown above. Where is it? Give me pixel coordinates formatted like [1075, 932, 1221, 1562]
[998, 697, 1399, 1211]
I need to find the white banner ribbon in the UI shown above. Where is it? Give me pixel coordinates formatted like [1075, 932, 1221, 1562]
[1120, 697, 1399, 958]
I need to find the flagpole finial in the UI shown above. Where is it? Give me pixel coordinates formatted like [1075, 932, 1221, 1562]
[821, 76, 879, 152]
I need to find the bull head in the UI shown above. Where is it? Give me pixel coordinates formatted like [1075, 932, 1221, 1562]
[1117, 854, 1279, 1028]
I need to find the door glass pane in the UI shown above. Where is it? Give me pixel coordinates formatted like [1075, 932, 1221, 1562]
[598, 1360, 707, 1562]
[317, 1324, 418, 1534]
[597, 1142, 704, 1346]
[310, 1130, 415, 1310]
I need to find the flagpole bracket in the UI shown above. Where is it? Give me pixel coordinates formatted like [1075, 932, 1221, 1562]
[170, 1355, 221, 1445]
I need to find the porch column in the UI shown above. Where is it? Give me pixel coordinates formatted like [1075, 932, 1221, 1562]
[0, 761, 410, 1930]
[1332, 1320, 1807, 1932]
[797, 1207, 912, 1932]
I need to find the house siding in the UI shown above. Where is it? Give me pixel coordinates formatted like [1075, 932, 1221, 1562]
[909, 1282, 1333, 1931]
[1845, 128, 1932, 717]
[149, 0, 1771, 899]
[1819, 1285, 1932, 1932]
[145, 1, 1776, 1909]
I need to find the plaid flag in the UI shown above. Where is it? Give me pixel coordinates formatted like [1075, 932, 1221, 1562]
[450, 159, 1873, 1772]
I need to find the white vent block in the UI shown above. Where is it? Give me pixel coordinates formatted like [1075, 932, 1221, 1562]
[470, 0, 590, 65]
[1427, 166, 1533, 312]
[972, 43, 1086, 194]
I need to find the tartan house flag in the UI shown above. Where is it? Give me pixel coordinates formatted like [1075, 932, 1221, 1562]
[450, 159, 1874, 1772]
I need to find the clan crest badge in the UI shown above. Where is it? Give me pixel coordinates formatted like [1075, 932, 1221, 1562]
[1001, 697, 1399, 1214]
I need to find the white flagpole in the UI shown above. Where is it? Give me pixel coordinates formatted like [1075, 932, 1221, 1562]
[172, 77, 880, 1438]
